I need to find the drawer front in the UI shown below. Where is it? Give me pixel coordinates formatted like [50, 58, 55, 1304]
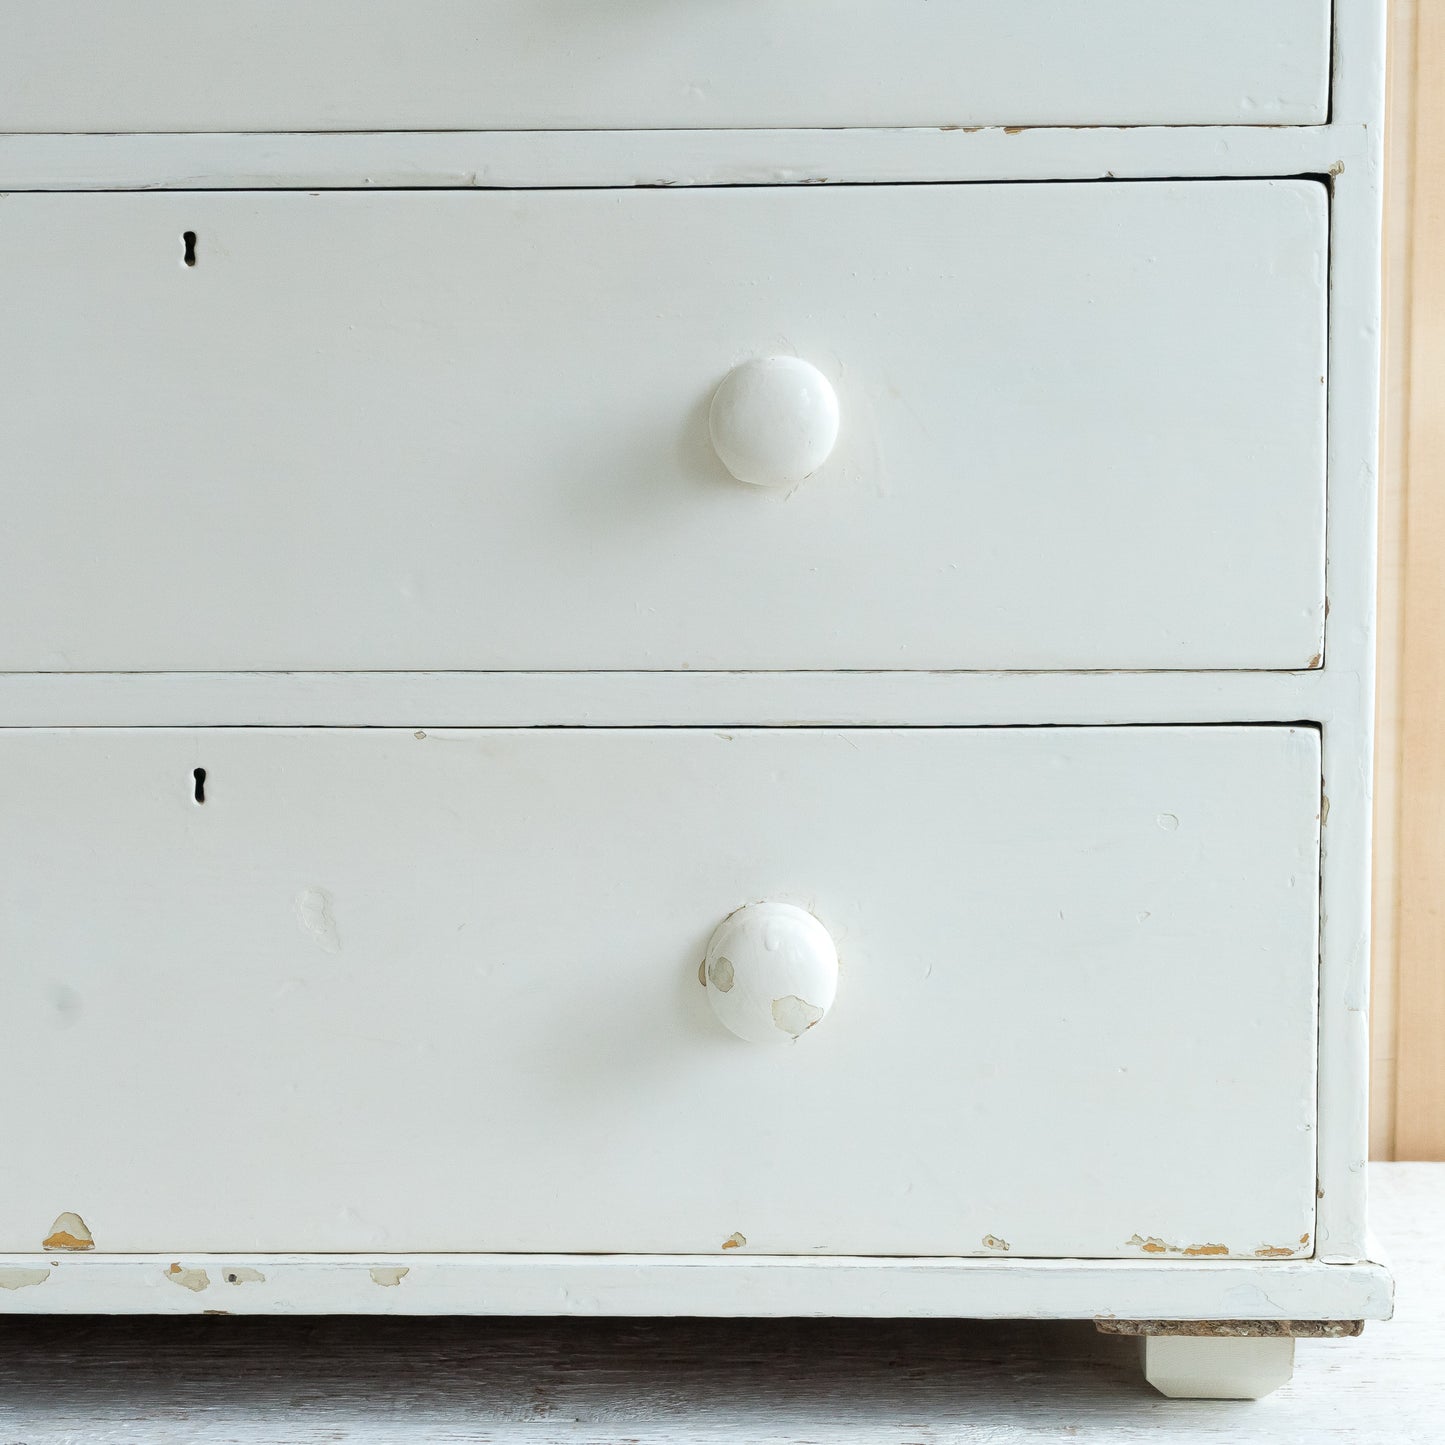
[0, 726, 1319, 1257]
[0, 183, 1327, 673]
[0, 1, 1330, 132]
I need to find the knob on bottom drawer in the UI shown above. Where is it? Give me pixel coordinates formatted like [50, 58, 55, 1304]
[703, 901, 838, 1044]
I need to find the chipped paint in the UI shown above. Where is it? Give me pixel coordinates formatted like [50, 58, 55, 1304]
[1320, 794, 1331, 827]
[1255, 1246, 1297, 1258]
[1127, 1233, 1232, 1258]
[707, 955, 735, 993]
[1127, 1233, 1171, 1254]
[771, 994, 824, 1038]
[1305, 653, 1322, 669]
[982, 1235, 1011, 1252]
[295, 886, 341, 953]
[413, 730, 427, 740]
[369, 1265, 409, 1287]
[223, 1267, 266, 1285]
[166, 1263, 210, 1292]
[721, 1232, 746, 1251]
[1329, 159, 1346, 178]
[1099, 1318, 1363, 1339]
[0, 1267, 50, 1291]
[42, 1212, 93, 1251]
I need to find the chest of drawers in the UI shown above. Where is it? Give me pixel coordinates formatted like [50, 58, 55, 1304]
[0, 0, 1389, 1401]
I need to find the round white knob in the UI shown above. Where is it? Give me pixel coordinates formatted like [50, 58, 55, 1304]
[709, 357, 840, 487]
[703, 901, 838, 1044]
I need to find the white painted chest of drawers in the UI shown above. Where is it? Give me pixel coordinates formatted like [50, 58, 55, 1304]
[0, 0, 1389, 1401]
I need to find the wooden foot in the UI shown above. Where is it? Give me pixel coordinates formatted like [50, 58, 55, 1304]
[1141, 1334, 1295, 1399]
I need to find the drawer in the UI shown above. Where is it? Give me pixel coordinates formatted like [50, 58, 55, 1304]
[0, 725, 1319, 1257]
[0, 1, 1331, 132]
[0, 182, 1327, 673]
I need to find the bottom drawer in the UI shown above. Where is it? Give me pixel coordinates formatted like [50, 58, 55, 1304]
[0, 726, 1319, 1258]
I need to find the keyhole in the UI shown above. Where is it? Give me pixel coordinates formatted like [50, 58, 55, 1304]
[193, 767, 207, 804]
[182, 231, 197, 267]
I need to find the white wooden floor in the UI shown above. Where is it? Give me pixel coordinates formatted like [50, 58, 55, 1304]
[0, 1164, 1437, 1444]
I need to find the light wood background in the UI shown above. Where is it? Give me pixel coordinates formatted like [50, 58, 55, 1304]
[1376, 0, 1445, 1160]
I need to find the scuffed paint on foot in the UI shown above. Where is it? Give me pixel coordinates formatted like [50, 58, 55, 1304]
[369, 1265, 409, 1287]
[42, 1212, 93, 1251]
[166, 1263, 210, 1292]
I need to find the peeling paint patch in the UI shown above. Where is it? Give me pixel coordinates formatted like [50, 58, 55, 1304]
[369, 1265, 409, 1287]
[707, 955, 735, 993]
[721, 1232, 746, 1251]
[414, 730, 427, 740]
[1127, 1233, 1171, 1255]
[0, 1267, 50, 1291]
[296, 886, 341, 954]
[166, 1263, 210, 1292]
[42, 1212, 93, 1251]
[1320, 795, 1331, 827]
[982, 1235, 1011, 1252]
[771, 995, 824, 1037]
[1127, 1233, 1231, 1258]
[1255, 1246, 1297, 1258]
[1329, 160, 1345, 177]
[223, 1267, 266, 1285]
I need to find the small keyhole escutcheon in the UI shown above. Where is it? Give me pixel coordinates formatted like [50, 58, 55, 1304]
[182, 231, 197, 267]
[192, 767, 207, 804]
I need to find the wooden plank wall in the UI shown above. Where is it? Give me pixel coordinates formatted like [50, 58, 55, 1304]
[1378, 0, 1445, 1160]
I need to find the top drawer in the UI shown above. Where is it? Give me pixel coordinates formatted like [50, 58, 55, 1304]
[0, 1, 1332, 133]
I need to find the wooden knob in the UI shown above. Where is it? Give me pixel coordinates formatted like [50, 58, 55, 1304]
[703, 902, 838, 1044]
[709, 357, 840, 487]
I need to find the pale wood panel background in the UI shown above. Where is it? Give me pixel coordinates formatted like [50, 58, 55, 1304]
[1378, 0, 1445, 1160]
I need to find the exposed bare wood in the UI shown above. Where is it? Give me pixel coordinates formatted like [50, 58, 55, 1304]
[1394, 0, 1445, 1160]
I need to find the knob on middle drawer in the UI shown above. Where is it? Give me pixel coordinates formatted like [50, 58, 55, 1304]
[703, 901, 839, 1044]
[709, 357, 840, 487]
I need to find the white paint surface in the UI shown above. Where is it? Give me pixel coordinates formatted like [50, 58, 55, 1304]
[0, 182, 1326, 672]
[0, 726, 1319, 1258]
[0, 0, 1331, 132]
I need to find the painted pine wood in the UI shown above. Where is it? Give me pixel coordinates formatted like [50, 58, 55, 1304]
[0, 1165, 1430, 1441]
[0, 182, 1327, 672]
[0, 726, 1320, 1259]
[0, 0, 1331, 133]
[0, 121, 1364, 192]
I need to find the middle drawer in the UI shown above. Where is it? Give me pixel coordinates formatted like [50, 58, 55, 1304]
[0, 181, 1327, 673]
